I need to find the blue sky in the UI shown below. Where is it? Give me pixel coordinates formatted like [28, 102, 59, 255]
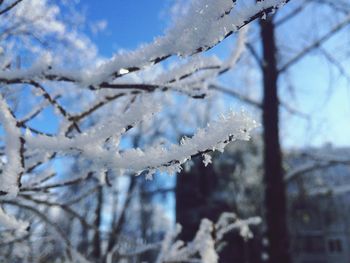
[73, 0, 350, 149]
[77, 0, 172, 56]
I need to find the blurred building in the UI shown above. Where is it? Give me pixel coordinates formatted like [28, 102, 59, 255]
[176, 141, 350, 263]
[286, 146, 350, 263]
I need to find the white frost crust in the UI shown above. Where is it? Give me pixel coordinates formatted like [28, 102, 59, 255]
[0, 206, 29, 232]
[157, 212, 262, 263]
[25, 110, 257, 178]
[0, 0, 287, 86]
[25, 99, 161, 150]
[0, 95, 23, 197]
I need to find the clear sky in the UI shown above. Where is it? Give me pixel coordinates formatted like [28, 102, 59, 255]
[76, 0, 172, 56]
[74, 0, 350, 150]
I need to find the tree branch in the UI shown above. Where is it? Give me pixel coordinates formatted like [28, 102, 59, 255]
[279, 14, 350, 73]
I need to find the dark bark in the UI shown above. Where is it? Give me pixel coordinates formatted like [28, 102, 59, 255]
[139, 179, 156, 262]
[176, 159, 220, 241]
[260, 17, 290, 263]
[176, 159, 257, 263]
[92, 185, 103, 260]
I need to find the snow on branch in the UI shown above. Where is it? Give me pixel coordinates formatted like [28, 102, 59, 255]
[0, 0, 289, 257]
[0, 95, 24, 197]
[0, 0, 274, 201]
[86, 27, 248, 100]
[82, 0, 287, 85]
[151, 26, 249, 97]
[155, 213, 261, 263]
[0, 205, 29, 232]
[25, 98, 161, 151]
[88, 213, 261, 263]
[25, 109, 257, 180]
[0, 0, 288, 87]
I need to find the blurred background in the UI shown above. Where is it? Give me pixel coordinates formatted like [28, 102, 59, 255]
[1, 0, 350, 262]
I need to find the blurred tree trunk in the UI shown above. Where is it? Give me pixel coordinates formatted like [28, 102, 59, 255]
[92, 185, 103, 260]
[139, 179, 155, 262]
[176, 160, 247, 262]
[260, 17, 290, 263]
[176, 161, 216, 241]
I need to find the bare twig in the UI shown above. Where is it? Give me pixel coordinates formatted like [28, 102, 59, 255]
[0, 0, 23, 16]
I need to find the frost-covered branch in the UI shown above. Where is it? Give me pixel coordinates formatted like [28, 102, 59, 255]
[155, 213, 261, 263]
[105, 213, 261, 263]
[0, 205, 28, 232]
[24, 110, 257, 180]
[0, 0, 288, 87]
[0, 95, 24, 197]
[0, 0, 291, 260]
